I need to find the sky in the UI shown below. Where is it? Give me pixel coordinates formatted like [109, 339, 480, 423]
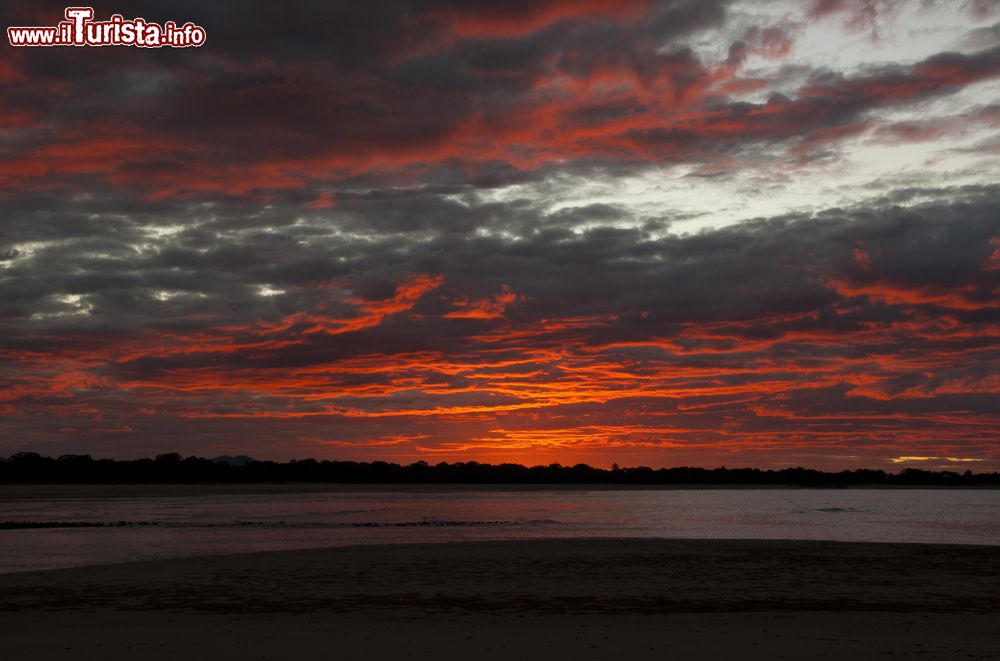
[1, 0, 998, 470]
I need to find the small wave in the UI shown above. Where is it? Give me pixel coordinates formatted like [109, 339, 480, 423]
[812, 507, 858, 513]
[0, 519, 528, 530]
[0, 521, 162, 529]
[348, 520, 518, 527]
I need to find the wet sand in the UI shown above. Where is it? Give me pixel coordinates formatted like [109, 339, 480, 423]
[1, 538, 998, 660]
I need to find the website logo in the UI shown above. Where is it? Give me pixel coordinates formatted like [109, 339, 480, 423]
[8, 7, 206, 48]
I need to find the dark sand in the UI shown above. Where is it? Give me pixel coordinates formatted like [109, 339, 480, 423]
[1, 538, 998, 660]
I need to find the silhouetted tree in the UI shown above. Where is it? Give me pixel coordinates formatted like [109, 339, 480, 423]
[1, 453, 997, 486]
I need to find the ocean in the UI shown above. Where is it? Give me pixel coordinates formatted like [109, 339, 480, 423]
[2, 487, 998, 573]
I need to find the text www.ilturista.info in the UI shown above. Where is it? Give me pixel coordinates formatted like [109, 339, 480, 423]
[8, 7, 206, 48]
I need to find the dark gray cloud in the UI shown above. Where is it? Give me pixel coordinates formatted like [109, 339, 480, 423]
[0, 0, 997, 467]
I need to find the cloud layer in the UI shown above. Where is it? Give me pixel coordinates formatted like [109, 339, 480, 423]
[1, 0, 998, 468]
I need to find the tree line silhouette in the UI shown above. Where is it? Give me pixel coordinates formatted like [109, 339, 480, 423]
[1, 452, 998, 486]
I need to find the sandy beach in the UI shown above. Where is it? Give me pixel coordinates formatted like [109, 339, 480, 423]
[1, 538, 998, 660]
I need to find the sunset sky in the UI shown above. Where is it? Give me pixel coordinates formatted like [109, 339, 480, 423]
[1, 0, 998, 470]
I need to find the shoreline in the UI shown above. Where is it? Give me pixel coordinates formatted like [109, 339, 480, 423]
[3, 534, 1000, 577]
[2, 538, 998, 660]
[3, 535, 1000, 577]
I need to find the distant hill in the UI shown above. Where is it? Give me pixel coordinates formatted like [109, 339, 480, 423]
[211, 455, 256, 466]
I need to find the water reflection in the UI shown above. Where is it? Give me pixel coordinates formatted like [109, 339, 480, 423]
[1, 488, 998, 573]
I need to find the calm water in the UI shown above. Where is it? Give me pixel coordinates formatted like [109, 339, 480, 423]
[1, 488, 998, 574]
